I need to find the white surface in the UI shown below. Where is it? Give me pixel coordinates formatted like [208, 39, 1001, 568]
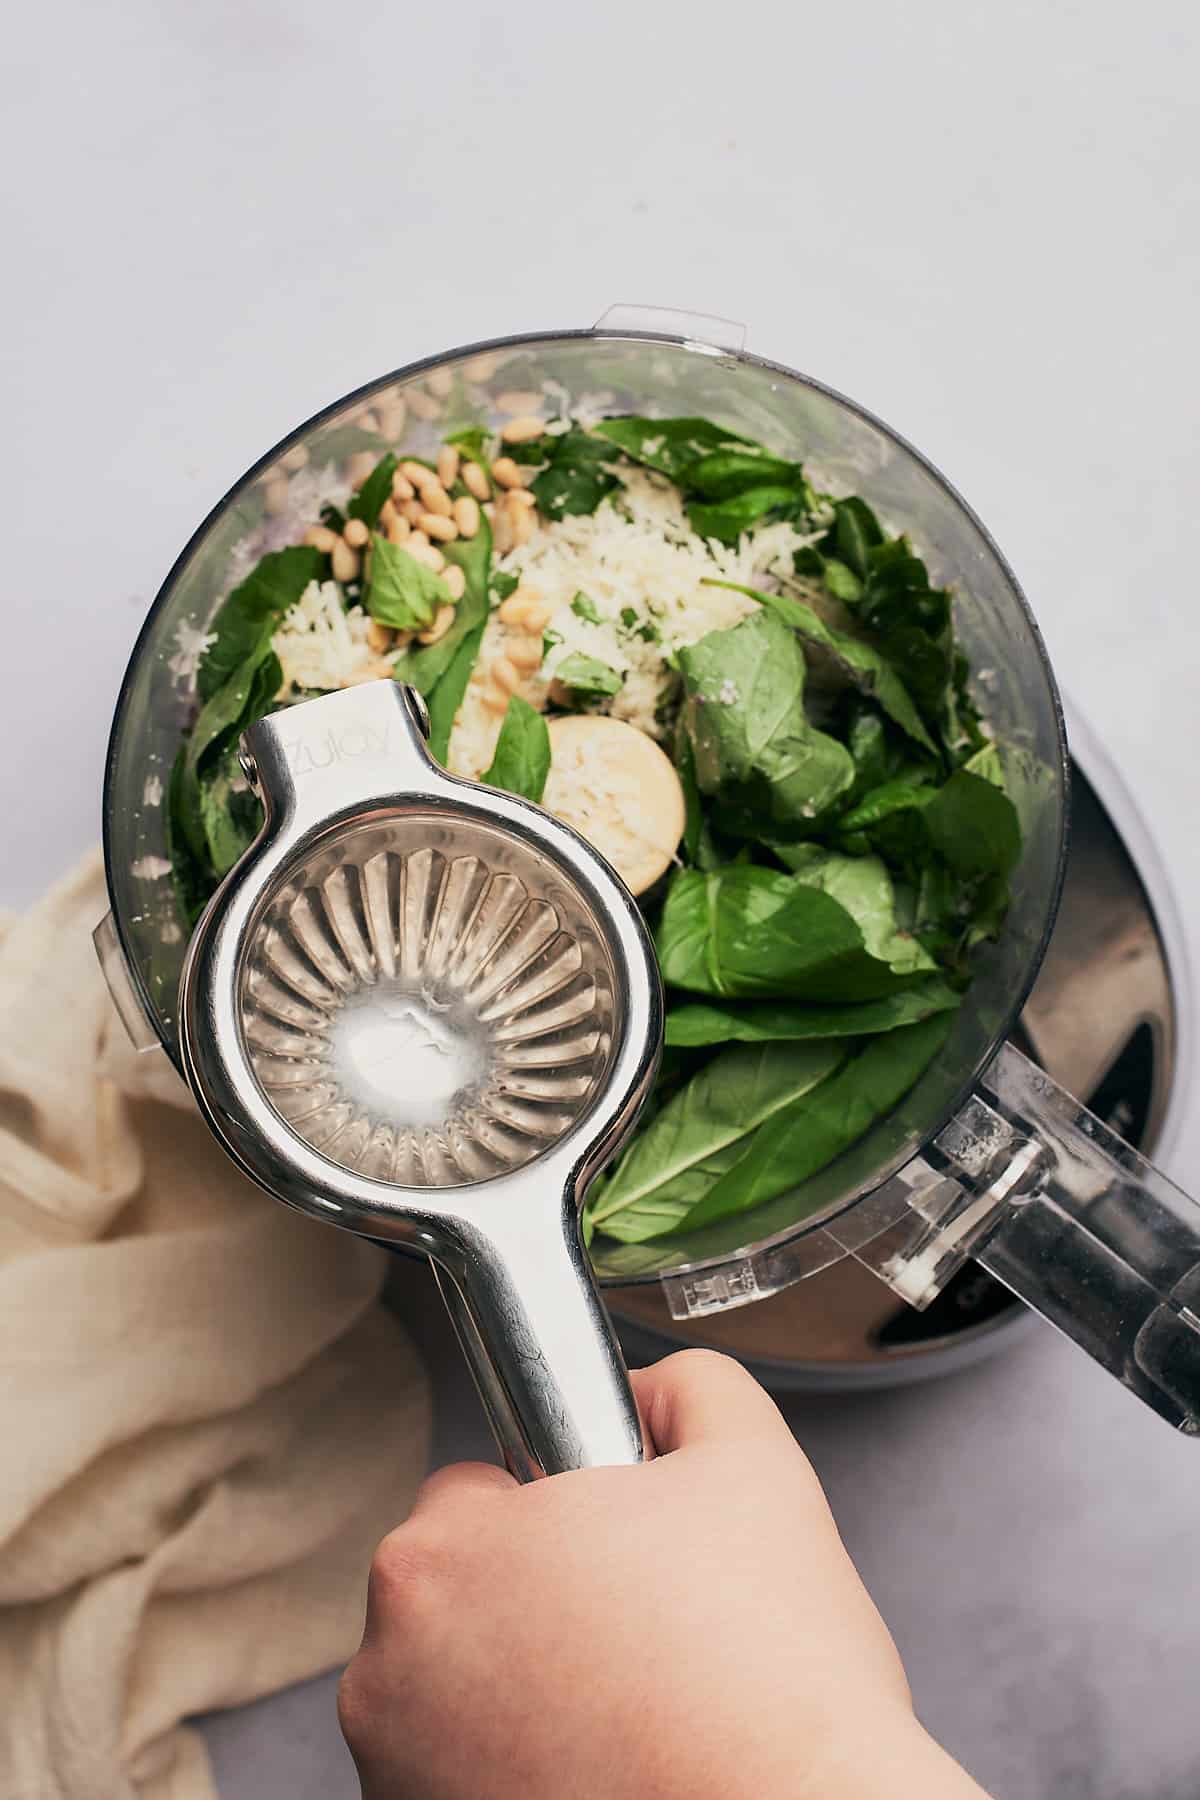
[4, 2, 1200, 1795]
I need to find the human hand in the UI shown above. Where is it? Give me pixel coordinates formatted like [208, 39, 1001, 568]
[339, 1349, 989, 1800]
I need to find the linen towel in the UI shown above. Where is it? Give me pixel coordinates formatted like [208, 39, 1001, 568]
[0, 853, 432, 1800]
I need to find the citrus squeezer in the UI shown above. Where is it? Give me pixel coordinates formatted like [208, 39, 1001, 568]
[177, 676, 662, 1481]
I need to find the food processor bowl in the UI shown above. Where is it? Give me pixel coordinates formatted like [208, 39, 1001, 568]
[99, 307, 1200, 1437]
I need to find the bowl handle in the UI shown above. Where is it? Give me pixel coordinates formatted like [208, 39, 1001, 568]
[864, 1041, 1200, 1433]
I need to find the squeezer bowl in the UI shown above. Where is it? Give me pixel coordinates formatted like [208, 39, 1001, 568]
[240, 813, 619, 1188]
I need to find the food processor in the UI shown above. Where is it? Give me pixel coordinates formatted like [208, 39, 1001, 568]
[96, 306, 1200, 1465]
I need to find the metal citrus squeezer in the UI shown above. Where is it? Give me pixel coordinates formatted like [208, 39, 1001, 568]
[177, 678, 661, 1481]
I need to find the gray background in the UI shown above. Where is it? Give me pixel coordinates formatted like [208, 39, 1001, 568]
[3, 1, 1199, 1794]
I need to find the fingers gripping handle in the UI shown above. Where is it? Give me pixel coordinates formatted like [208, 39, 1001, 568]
[434, 1192, 646, 1480]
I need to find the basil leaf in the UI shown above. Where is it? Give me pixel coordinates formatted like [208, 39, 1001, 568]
[857, 537, 954, 720]
[586, 1040, 848, 1244]
[530, 429, 623, 519]
[197, 546, 323, 702]
[837, 779, 936, 834]
[181, 636, 281, 859]
[923, 769, 1021, 878]
[664, 982, 960, 1047]
[395, 516, 492, 760]
[656, 859, 933, 1003]
[688, 485, 806, 546]
[426, 621, 486, 765]
[481, 696, 550, 802]
[680, 1012, 955, 1232]
[705, 581, 937, 755]
[555, 652, 623, 697]
[832, 497, 884, 578]
[166, 746, 216, 926]
[492, 570, 520, 602]
[365, 535, 448, 630]
[591, 415, 751, 481]
[683, 449, 801, 499]
[200, 743, 264, 877]
[347, 453, 398, 528]
[677, 610, 854, 838]
[570, 591, 603, 625]
[445, 426, 492, 469]
[822, 558, 863, 603]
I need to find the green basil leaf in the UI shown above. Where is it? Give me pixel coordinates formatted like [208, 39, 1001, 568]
[705, 581, 937, 755]
[347, 453, 398, 528]
[923, 769, 1021, 878]
[664, 982, 960, 1047]
[554, 652, 623, 697]
[586, 1040, 848, 1244]
[857, 536, 954, 720]
[832, 497, 885, 578]
[677, 610, 854, 837]
[591, 415, 752, 481]
[365, 535, 448, 630]
[197, 546, 324, 702]
[491, 570, 521, 602]
[529, 429, 623, 519]
[683, 449, 801, 499]
[445, 426, 492, 469]
[822, 557, 864, 603]
[570, 591, 603, 625]
[395, 516, 492, 761]
[481, 695, 551, 802]
[426, 621, 486, 766]
[837, 780, 936, 834]
[688, 485, 805, 545]
[680, 1012, 955, 1232]
[181, 636, 281, 860]
[656, 858, 934, 1003]
[166, 746, 216, 927]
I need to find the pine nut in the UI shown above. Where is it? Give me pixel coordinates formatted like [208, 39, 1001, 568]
[496, 389, 543, 415]
[407, 389, 441, 421]
[507, 637, 543, 669]
[392, 471, 416, 501]
[483, 501, 496, 522]
[492, 656, 522, 693]
[492, 507, 514, 555]
[524, 601, 554, 632]
[378, 498, 398, 530]
[367, 619, 394, 653]
[280, 445, 309, 472]
[509, 501, 534, 547]
[377, 399, 407, 440]
[400, 460, 430, 488]
[428, 367, 454, 398]
[491, 457, 524, 489]
[501, 415, 545, 445]
[343, 517, 370, 548]
[442, 564, 466, 601]
[437, 445, 460, 488]
[417, 603, 456, 644]
[498, 593, 544, 628]
[392, 629, 413, 650]
[462, 460, 491, 501]
[409, 529, 430, 548]
[303, 525, 339, 553]
[387, 516, 411, 544]
[347, 451, 378, 490]
[331, 540, 361, 583]
[401, 497, 425, 524]
[264, 476, 289, 516]
[453, 496, 480, 538]
[420, 481, 453, 518]
[508, 487, 537, 509]
[420, 512, 459, 541]
[408, 540, 446, 572]
[481, 683, 510, 714]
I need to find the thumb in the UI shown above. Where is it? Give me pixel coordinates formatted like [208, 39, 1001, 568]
[630, 1349, 792, 1456]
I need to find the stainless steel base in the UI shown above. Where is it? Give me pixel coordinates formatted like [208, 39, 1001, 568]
[607, 705, 1189, 1389]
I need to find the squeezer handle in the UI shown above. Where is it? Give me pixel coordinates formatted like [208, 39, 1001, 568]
[428, 1189, 646, 1481]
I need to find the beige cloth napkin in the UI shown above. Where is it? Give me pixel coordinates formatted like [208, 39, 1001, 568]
[0, 854, 432, 1800]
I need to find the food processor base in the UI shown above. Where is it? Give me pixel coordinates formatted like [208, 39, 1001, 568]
[606, 703, 1191, 1390]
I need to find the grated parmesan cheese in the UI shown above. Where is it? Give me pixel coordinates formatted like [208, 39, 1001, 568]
[446, 466, 823, 779]
[272, 580, 391, 696]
